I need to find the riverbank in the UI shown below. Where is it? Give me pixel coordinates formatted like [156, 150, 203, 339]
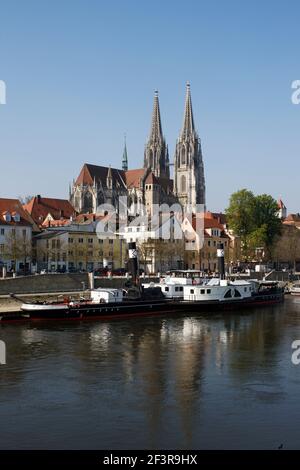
[0, 291, 90, 313]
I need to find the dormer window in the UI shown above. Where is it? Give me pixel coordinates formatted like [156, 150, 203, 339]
[12, 212, 20, 222]
[3, 211, 11, 222]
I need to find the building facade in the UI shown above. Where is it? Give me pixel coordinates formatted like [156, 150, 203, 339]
[35, 218, 126, 272]
[0, 199, 34, 274]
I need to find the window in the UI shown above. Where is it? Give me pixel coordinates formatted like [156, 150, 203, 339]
[11, 229, 16, 237]
[0, 229, 4, 235]
[109, 251, 113, 256]
[190, 289, 194, 294]
[180, 287, 183, 291]
[224, 289, 232, 298]
[98, 239, 103, 244]
[208, 240, 211, 247]
[109, 239, 114, 244]
[78, 238, 84, 243]
[234, 289, 242, 298]
[68, 238, 73, 243]
[22, 229, 26, 239]
[0, 244, 4, 253]
[181, 147, 186, 165]
[88, 238, 93, 244]
[52, 240, 56, 248]
[200, 289, 205, 294]
[181, 175, 186, 193]
[207, 289, 211, 294]
[165, 287, 169, 292]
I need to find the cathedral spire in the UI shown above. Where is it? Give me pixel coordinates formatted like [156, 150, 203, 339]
[144, 90, 169, 178]
[149, 90, 163, 143]
[181, 82, 196, 139]
[174, 82, 206, 212]
[122, 135, 128, 171]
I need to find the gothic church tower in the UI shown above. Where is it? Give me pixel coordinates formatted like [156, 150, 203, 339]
[144, 91, 170, 178]
[174, 83, 205, 213]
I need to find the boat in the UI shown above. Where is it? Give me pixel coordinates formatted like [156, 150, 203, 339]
[178, 278, 283, 311]
[0, 242, 284, 323]
[290, 284, 300, 296]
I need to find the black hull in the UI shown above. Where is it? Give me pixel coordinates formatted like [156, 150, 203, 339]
[0, 292, 284, 323]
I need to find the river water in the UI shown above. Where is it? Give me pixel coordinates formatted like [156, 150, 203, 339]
[0, 298, 300, 449]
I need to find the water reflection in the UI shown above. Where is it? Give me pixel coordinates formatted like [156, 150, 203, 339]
[0, 299, 300, 449]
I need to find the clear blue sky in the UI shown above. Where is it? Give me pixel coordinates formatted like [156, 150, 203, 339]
[1, 0, 299, 212]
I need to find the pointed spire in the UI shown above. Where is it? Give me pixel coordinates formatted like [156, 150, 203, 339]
[181, 82, 196, 139]
[107, 165, 112, 189]
[122, 134, 128, 171]
[149, 90, 163, 142]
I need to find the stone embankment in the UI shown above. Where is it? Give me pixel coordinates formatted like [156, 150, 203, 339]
[0, 273, 159, 313]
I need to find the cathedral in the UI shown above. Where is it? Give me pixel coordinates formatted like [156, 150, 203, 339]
[70, 83, 206, 216]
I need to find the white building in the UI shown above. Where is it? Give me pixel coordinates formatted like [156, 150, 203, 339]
[0, 199, 34, 274]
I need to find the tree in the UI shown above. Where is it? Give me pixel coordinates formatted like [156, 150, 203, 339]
[252, 194, 282, 258]
[4, 230, 32, 273]
[225, 189, 256, 256]
[226, 190, 282, 261]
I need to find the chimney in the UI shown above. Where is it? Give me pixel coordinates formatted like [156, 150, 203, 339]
[128, 241, 138, 285]
[37, 195, 41, 203]
[217, 242, 225, 279]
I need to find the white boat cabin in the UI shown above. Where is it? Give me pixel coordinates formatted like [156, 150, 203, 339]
[142, 282, 184, 299]
[90, 288, 124, 304]
[183, 279, 253, 302]
[164, 270, 203, 286]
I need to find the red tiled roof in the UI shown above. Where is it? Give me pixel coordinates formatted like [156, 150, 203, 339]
[75, 213, 105, 223]
[0, 198, 35, 227]
[41, 218, 72, 228]
[24, 195, 75, 225]
[125, 169, 145, 188]
[192, 212, 225, 230]
[212, 212, 227, 225]
[283, 214, 300, 227]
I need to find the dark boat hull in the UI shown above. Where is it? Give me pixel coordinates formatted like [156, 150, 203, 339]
[0, 291, 284, 323]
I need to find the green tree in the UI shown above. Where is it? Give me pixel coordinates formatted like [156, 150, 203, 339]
[225, 189, 256, 254]
[252, 194, 282, 257]
[226, 190, 282, 261]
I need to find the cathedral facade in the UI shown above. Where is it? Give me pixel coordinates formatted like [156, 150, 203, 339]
[70, 84, 206, 216]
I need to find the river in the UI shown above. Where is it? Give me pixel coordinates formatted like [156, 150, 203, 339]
[0, 297, 300, 449]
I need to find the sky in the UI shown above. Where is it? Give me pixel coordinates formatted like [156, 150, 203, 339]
[0, 0, 300, 213]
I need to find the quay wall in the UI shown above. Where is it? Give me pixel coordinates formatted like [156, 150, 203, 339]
[0, 273, 89, 295]
[0, 273, 159, 296]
